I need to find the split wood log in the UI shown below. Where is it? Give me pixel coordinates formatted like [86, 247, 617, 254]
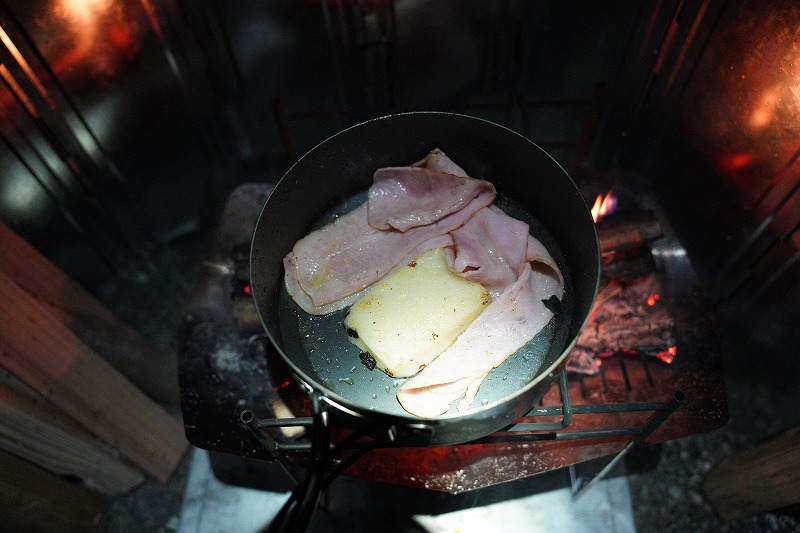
[703, 426, 800, 520]
[0, 448, 107, 533]
[597, 210, 663, 252]
[0, 368, 145, 495]
[0, 269, 188, 482]
[0, 221, 178, 403]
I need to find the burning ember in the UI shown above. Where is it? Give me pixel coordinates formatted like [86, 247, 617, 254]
[591, 189, 617, 222]
[566, 186, 675, 376]
[567, 274, 677, 375]
[656, 345, 678, 364]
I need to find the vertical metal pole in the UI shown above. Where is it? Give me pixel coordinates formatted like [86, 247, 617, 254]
[272, 98, 298, 165]
[571, 82, 606, 177]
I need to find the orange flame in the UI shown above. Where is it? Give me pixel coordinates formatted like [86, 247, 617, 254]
[647, 293, 660, 307]
[591, 189, 617, 223]
[656, 346, 678, 364]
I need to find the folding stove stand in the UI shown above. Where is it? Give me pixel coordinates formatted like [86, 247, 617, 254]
[240, 364, 685, 498]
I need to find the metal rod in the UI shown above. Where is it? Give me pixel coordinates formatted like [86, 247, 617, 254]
[571, 82, 606, 176]
[257, 417, 315, 429]
[241, 383, 688, 495]
[239, 410, 299, 484]
[571, 390, 686, 498]
[573, 440, 637, 498]
[476, 427, 644, 445]
[283, 99, 592, 122]
[266, 397, 330, 533]
[639, 351, 655, 387]
[245, 393, 681, 448]
[618, 351, 632, 391]
[573, 401, 673, 414]
[240, 410, 278, 453]
[560, 369, 574, 428]
[272, 97, 298, 165]
[635, 390, 686, 445]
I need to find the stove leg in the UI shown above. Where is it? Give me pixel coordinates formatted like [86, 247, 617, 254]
[570, 440, 635, 497]
[571, 390, 685, 497]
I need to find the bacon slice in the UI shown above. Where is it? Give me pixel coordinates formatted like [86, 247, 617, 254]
[396, 260, 564, 418]
[283, 233, 453, 316]
[368, 167, 494, 232]
[449, 206, 531, 298]
[526, 234, 565, 289]
[285, 151, 495, 314]
[413, 148, 469, 176]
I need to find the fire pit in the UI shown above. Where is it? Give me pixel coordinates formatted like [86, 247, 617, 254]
[178, 176, 728, 495]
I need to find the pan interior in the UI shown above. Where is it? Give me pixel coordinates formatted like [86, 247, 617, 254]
[277, 189, 574, 417]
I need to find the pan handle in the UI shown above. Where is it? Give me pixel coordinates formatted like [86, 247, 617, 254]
[266, 393, 330, 533]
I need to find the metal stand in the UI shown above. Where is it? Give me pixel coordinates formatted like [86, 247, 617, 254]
[241, 368, 684, 499]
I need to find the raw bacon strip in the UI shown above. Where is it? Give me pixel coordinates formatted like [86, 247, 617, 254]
[527, 234, 565, 289]
[449, 206, 530, 298]
[286, 234, 453, 315]
[368, 167, 495, 232]
[413, 148, 469, 177]
[397, 261, 564, 418]
[287, 195, 482, 311]
[283, 252, 365, 315]
[287, 150, 495, 311]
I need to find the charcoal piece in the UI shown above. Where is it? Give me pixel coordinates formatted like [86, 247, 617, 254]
[601, 248, 657, 278]
[566, 346, 601, 375]
[566, 273, 677, 374]
[359, 351, 377, 371]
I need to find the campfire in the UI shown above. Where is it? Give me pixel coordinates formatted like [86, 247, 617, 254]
[590, 189, 617, 223]
[179, 181, 728, 497]
[567, 189, 677, 375]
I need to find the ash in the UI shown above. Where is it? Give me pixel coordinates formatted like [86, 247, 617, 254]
[211, 343, 244, 373]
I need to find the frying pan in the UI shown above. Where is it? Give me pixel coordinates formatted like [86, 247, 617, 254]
[251, 112, 599, 447]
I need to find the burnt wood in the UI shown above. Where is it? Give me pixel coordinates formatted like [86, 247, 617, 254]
[597, 210, 664, 252]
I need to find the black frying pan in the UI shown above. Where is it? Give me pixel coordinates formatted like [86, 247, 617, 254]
[251, 112, 599, 447]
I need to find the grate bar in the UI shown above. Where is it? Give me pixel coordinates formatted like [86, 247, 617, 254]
[241, 368, 685, 456]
